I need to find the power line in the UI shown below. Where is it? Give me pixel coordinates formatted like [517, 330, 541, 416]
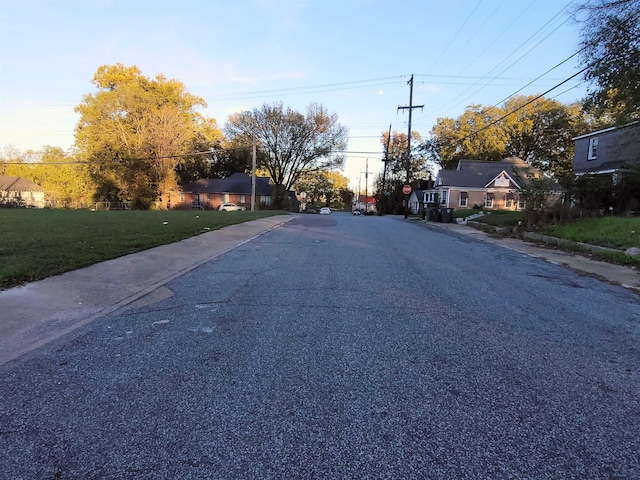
[428, 0, 575, 117]
[206, 76, 407, 101]
[454, 65, 590, 146]
[0, 148, 243, 166]
[424, 0, 484, 75]
[489, 47, 586, 108]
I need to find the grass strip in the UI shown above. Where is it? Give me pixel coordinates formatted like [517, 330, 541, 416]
[0, 209, 284, 289]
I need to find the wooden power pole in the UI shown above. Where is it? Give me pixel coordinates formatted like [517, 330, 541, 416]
[397, 74, 423, 218]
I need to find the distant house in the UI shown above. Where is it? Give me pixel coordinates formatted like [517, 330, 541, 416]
[426, 157, 560, 210]
[407, 179, 435, 214]
[572, 121, 640, 176]
[0, 176, 46, 208]
[408, 189, 424, 214]
[353, 194, 376, 214]
[170, 172, 273, 210]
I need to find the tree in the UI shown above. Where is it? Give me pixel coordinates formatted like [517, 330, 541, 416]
[380, 130, 429, 181]
[296, 170, 350, 207]
[31, 147, 93, 207]
[424, 96, 588, 180]
[424, 105, 507, 169]
[225, 102, 348, 207]
[501, 96, 590, 182]
[0, 146, 93, 207]
[74, 64, 222, 208]
[376, 129, 431, 215]
[577, 0, 640, 123]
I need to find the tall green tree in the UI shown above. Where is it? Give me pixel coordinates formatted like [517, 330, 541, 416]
[225, 102, 348, 207]
[577, 0, 640, 123]
[296, 170, 350, 207]
[74, 64, 222, 208]
[501, 96, 590, 181]
[376, 130, 430, 215]
[379, 130, 428, 181]
[423, 96, 588, 179]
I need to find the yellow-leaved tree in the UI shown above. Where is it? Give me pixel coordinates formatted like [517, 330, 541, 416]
[74, 64, 222, 209]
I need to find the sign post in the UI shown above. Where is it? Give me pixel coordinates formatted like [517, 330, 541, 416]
[403, 184, 412, 218]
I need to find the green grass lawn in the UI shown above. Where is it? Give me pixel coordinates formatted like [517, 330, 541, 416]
[542, 216, 640, 250]
[450, 209, 640, 266]
[0, 208, 285, 289]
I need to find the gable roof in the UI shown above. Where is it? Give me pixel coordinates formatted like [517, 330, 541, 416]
[436, 157, 541, 189]
[180, 172, 273, 196]
[0, 176, 44, 192]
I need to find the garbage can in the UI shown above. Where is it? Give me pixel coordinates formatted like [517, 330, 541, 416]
[425, 208, 433, 221]
[441, 208, 453, 223]
[433, 208, 443, 222]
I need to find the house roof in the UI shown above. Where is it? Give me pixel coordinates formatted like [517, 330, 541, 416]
[180, 172, 273, 196]
[436, 157, 541, 189]
[572, 120, 639, 141]
[0, 176, 44, 192]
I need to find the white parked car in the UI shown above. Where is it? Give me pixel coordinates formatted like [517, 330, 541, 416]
[319, 207, 331, 215]
[218, 202, 246, 212]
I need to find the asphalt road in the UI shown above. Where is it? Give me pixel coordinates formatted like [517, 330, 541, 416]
[1, 213, 639, 479]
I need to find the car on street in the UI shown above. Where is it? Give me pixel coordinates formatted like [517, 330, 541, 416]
[302, 208, 318, 214]
[319, 207, 331, 215]
[218, 203, 246, 212]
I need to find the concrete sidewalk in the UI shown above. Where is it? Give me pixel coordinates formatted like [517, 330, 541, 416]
[423, 220, 640, 294]
[0, 215, 294, 366]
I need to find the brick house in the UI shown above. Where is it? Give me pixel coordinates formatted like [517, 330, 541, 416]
[170, 173, 273, 210]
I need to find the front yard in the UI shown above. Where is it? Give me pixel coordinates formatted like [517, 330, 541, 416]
[451, 209, 640, 266]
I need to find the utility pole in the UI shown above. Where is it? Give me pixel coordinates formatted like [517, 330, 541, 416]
[381, 124, 391, 216]
[251, 133, 256, 212]
[362, 159, 369, 214]
[397, 74, 423, 218]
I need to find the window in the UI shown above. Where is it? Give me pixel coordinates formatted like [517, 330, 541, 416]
[440, 190, 447, 205]
[485, 193, 494, 208]
[518, 195, 525, 210]
[505, 193, 514, 209]
[459, 192, 468, 207]
[588, 137, 598, 160]
[179, 193, 184, 203]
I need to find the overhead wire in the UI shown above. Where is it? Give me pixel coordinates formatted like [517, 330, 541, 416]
[427, 0, 576, 117]
[452, 65, 589, 147]
[424, 0, 484, 76]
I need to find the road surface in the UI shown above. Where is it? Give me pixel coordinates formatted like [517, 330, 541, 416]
[1, 213, 639, 479]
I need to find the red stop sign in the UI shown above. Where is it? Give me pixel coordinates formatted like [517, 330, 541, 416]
[402, 184, 412, 195]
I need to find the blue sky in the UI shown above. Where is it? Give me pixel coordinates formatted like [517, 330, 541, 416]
[0, 0, 588, 190]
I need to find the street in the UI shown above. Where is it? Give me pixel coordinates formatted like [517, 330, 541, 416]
[1, 213, 639, 479]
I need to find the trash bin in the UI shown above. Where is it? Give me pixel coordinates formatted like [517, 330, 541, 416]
[441, 208, 453, 223]
[433, 208, 443, 222]
[425, 208, 434, 221]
